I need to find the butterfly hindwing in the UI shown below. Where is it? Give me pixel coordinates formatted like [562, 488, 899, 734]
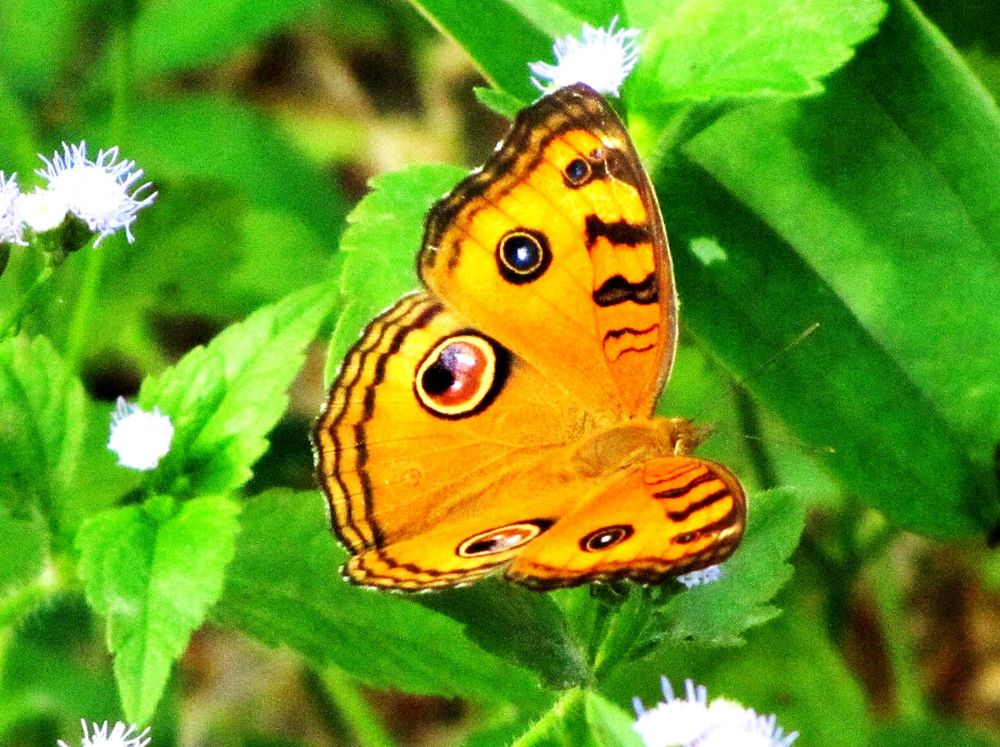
[507, 456, 747, 589]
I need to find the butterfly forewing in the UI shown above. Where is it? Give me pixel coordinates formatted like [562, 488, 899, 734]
[420, 84, 676, 419]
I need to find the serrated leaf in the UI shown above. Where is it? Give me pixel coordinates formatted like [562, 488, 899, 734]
[139, 282, 336, 495]
[629, 0, 886, 104]
[652, 487, 805, 645]
[211, 489, 546, 706]
[77, 494, 241, 722]
[326, 164, 466, 382]
[0, 335, 85, 519]
[587, 488, 804, 683]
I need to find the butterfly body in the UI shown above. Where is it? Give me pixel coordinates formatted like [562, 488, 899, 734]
[314, 84, 746, 591]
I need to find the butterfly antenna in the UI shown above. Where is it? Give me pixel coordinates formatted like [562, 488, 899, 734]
[690, 322, 832, 486]
[738, 321, 821, 390]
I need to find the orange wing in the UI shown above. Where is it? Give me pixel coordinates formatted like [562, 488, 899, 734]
[313, 292, 585, 585]
[420, 84, 676, 419]
[507, 456, 747, 589]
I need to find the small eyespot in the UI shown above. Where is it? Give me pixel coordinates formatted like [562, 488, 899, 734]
[564, 157, 591, 185]
[589, 148, 605, 161]
[580, 524, 634, 553]
[414, 334, 508, 418]
[496, 229, 551, 284]
[457, 520, 552, 557]
[674, 532, 697, 545]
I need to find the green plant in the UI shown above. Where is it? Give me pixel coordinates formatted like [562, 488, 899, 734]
[1, 1, 998, 745]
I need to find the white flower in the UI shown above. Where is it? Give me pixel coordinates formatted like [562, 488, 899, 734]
[0, 171, 26, 245]
[633, 677, 798, 747]
[57, 720, 151, 747]
[36, 141, 157, 246]
[108, 396, 174, 470]
[677, 564, 723, 589]
[529, 16, 640, 96]
[633, 679, 711, 747]
[17, 188, 70, 233]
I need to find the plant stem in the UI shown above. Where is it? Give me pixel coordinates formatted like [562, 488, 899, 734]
[64, 246, 104, 371]
[0, 263, 55, 338]
[317, 667, 397, 747]
[732, 383, 780, 490]
[66, 6, 132, 370]
[869, 550, 927, 721]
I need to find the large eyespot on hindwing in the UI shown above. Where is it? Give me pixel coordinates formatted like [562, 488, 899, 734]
[414, 332, 511, 419]
[496, 228, 551, 284]
[457, 519, 554, 557]
[580, 524, 634, 552]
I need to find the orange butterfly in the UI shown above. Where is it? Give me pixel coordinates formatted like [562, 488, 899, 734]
[314, 84, 746, 591]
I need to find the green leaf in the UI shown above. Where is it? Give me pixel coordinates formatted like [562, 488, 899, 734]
[512, 689, 641, 747]
[0, 508, 46, 597]
[77, 494, 241, 722]
[419, 580, 590, 690]
[326, 164, 465, 381]
[630, 0, 886, 104]
[589, 488, 804, 683]
[140, 282, 336, 495]
[612, 605, 870, 747]
[408, 0, 569, 101]
[474, 86, 529, 119]
[669, 0, 1000, 536]
[212, 489, 546, 706]
[651, 487, 805, 645]
[0, 335, 85, 519]
[131, 0, 318, 79]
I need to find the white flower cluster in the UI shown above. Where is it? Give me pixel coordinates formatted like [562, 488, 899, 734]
[633, 678, 798, 747]
[57, 720, 151, 747]
[0, 172, 26, 246]
[529, 16, 640, 97]
[677, 564, 723, 589]
[0, 142, 156, 248]
[108, 396, 174, 471]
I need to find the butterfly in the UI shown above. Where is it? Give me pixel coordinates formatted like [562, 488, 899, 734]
[313, 83, 746, 591]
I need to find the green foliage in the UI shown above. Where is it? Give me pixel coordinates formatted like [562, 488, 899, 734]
[0, 0, 998, 744]
[669, 0, 1000, 535]
[139, 281, 337, 495]
[213, 489, 546, 705]
[326, 164, 465, 380]
[77, 494, 241, 722]
[631, 0, 886, 103]
[512, 689, 643, 747]
[0, 335, 85, 519]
